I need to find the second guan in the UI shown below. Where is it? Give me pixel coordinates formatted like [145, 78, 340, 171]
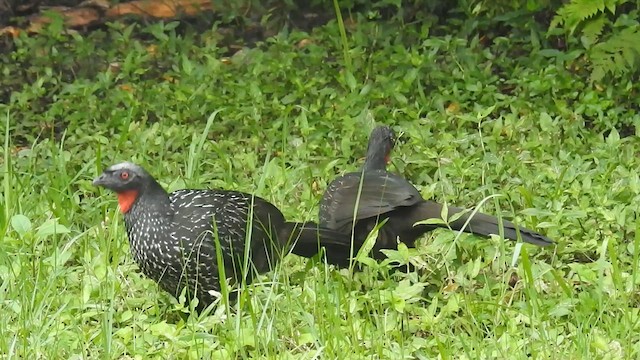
[293, 126, 554, 267]
[93, 162, 350, 311]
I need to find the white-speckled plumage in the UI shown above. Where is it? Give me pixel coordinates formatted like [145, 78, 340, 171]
[94, 162, 350, 310]
[123, 188, 285, 308]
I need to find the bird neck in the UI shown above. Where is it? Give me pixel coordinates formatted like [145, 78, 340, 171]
[121, 181, 175, 265]
[124, 179, 172, 219]
[363, 147, 389, 172]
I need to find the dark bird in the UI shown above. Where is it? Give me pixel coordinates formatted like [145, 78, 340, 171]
[295, 126, 554, 267]
[93, 162, 349, 310]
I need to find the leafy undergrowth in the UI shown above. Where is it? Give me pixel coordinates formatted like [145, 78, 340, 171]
[1, 14, 639, 359]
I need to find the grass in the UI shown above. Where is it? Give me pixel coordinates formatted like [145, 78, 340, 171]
[0, 11, 639, 359]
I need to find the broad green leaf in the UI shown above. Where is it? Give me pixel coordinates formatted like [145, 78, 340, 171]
[11, 214, 32, 236]
[36, 219, 71, 238]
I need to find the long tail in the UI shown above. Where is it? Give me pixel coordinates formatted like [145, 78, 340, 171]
[281, 222, 352, 259]
[411, 201, 554, 247]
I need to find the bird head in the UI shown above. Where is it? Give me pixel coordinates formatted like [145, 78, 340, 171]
[93, 162, 152, 213]
[364, 125, 396, 170]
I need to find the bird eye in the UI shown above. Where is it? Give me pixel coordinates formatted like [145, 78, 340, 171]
[120, 171, 129, 180]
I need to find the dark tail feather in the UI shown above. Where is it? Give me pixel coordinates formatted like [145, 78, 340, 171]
[413, 201, 554, 247]
[281, 222, 352, 259]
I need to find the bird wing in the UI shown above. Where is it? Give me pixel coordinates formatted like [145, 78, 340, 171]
[168, 189, 286, 259]
[320, 170, 423, 230]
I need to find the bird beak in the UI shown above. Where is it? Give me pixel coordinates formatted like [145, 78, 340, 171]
[93, 173, 108, 187]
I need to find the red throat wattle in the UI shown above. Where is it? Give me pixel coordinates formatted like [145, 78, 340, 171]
[117, 190, 139, 213]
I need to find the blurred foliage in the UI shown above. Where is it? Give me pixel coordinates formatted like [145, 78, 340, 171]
[1, 0, 638, 139]
[0, 0, 639, 358]
[550, 0, 640, 82]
